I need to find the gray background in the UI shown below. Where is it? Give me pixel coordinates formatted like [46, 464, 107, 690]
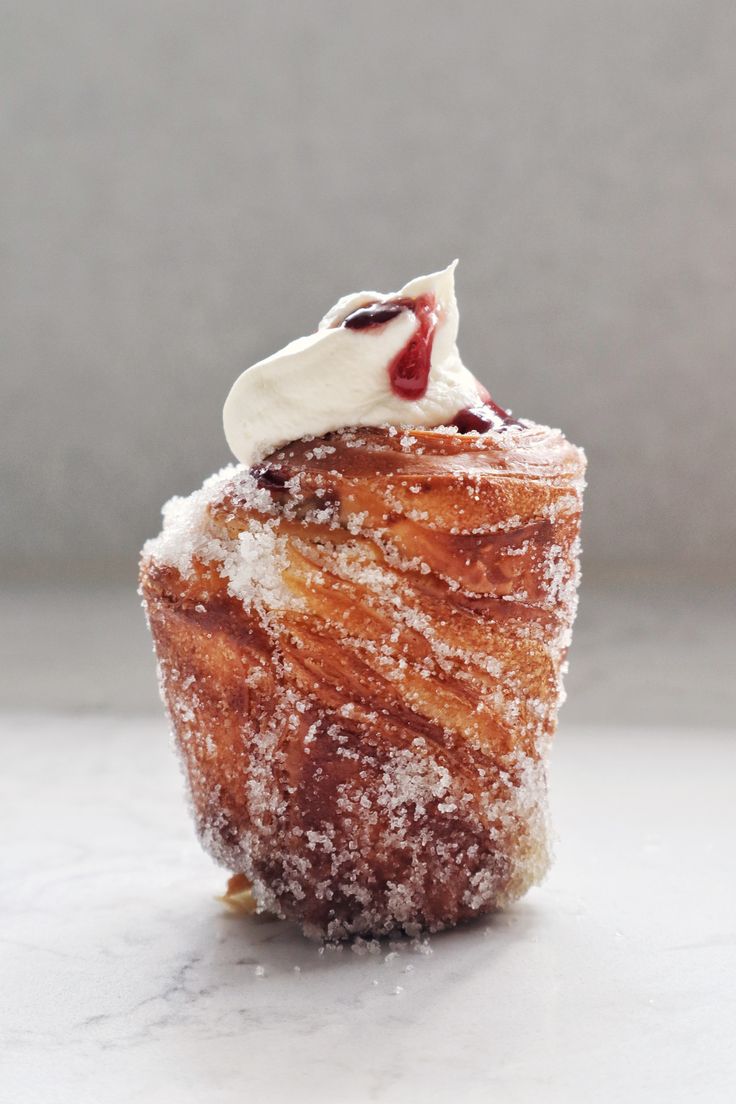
[3, 0, 736, 584]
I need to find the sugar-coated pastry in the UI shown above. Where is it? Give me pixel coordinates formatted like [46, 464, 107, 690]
[140, 264, 585, 939]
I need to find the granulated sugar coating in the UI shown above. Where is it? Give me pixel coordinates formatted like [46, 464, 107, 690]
[140, 422, 585, 939]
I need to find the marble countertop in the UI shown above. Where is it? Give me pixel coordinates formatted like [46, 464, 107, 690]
[3, 712, 735, 1103]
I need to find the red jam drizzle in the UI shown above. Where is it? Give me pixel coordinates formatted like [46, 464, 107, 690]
[342, 294, 437, 400]
[450, 378, 521, 432]
[341, 296, 520, 427]
[342, 301, 407, 329]
[451, 406, 498, 433]
[451, 398, 521, 433]
[487, 397, 521, 425]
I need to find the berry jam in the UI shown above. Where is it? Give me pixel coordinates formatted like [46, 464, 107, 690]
[387, 294, 436, 400]
[253, 466, 289, 489]
[342, 302, 407, 329]
[341, 295, 519, 423]
[452, 406, 498, 433]
[342, 294, 437, 401]
[451, 399, 521, 434]
[485, 396, 521, 426]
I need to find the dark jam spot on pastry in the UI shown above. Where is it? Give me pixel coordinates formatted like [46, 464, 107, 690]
[252, 464, 341, 521]
[485, 397, 521, 427]
[452, 400, 521, 434]
[253, 466, 289, 490]
[452, 406, 498, 433]
[341, 293, 437, 401]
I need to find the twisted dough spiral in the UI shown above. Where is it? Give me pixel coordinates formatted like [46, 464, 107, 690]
[140, 424, 585, 938]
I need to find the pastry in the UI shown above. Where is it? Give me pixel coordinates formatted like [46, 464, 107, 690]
[140, 263, 585, 939]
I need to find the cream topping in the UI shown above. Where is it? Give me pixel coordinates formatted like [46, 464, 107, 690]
[223, 262, 481, 467]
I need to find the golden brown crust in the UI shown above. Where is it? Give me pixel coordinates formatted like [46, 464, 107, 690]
[141, 423, 585, 938]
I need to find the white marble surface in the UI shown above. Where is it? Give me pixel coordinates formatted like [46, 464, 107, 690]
[3, 712, 735, 1103]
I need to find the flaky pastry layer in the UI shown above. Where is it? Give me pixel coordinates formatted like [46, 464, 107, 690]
[141, 423, 585, 938]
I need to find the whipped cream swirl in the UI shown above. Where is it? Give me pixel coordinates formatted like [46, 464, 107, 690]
[223, 262, 482, 468]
